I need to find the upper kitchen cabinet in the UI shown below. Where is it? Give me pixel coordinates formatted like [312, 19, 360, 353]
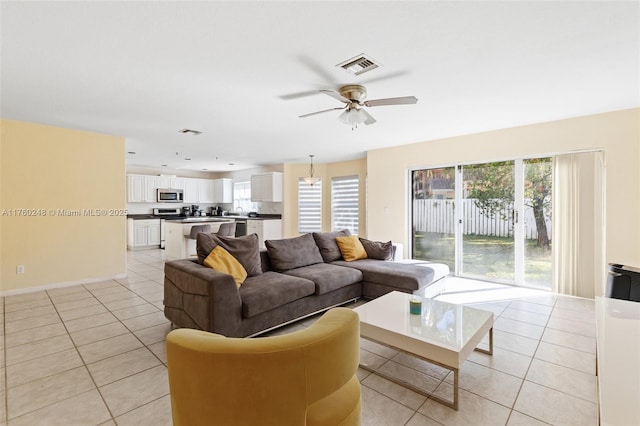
[127, 174, 230, 204]
[127, 175, 156, 202]
[197, 178, 216, 203]
[183, 178, 200, 203]
[184, 178, 231, 204]
[127, 174, 186, 203]
[251, 172, 283, 202]
[213, 178, 233, 203]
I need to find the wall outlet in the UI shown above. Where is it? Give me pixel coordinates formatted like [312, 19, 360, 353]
[16, 265, 25, 274]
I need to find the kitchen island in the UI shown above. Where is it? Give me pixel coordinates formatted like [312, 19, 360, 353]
[164, 217, 235, 259]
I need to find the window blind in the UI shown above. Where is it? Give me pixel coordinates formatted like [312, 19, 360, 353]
[332, 175, 359, 234]
[298, 178, 322, 232]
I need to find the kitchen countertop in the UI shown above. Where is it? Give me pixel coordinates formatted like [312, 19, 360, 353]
[127, 214, 157, 220]
[127, 214, 282, 221]
[222, 214, 282, 220]
[164, 217, 235, 224]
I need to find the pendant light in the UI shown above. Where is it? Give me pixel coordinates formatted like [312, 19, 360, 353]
[303, 155, 321, 185]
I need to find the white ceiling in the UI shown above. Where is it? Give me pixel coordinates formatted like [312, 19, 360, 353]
[2, 1, 638, 172]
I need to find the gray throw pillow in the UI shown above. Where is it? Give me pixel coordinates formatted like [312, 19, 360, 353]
[197, 233, 263, 276]
[265, 233, 324, 271]
[312, 229, 351, 263]
[359, 238, 394, 260]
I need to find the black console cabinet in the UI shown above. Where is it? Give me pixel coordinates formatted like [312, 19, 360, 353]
[606, 263, 640, 302]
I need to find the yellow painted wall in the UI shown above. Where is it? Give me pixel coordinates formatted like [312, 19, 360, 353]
[367, 108, 640, 269]
[283, 158, 367, 237]
[0, 120, 127, 293]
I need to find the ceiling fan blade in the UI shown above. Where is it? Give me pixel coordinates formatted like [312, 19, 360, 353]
[364, 96, 418, 107]
[359, 70, 410, 85]
[279, 90, 323, 100]
[361, 109, 377, 125]
[299, 107, 345, 118]
[320, 89, 350, 103]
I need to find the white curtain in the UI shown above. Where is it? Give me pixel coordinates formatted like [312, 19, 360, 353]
[552, 151, 605, 298]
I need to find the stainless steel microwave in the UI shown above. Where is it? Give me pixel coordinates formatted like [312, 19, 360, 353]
[157, 188, 184, 203]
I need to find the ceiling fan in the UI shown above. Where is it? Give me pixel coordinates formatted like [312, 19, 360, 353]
[299, 84, 418, 128]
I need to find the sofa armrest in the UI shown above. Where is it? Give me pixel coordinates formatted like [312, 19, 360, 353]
[164, 259, 243, 337]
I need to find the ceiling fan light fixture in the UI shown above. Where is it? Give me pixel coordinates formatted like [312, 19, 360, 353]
[339, 108, 367, 127]
[304, 154, 321, 185]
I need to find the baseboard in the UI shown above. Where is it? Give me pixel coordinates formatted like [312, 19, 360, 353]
[0, 272, 128, 297]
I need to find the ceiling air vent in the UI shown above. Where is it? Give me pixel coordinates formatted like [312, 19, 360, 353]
[179, 128, 202, 135]
[336, 54, 380, 76]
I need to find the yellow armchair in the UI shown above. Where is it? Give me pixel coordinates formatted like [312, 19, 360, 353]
[166, 307, 361, 426]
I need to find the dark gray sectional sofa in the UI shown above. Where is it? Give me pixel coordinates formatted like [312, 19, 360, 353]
[163, 231, 443, 337]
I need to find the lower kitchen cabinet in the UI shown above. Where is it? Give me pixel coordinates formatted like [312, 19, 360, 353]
[247, 219, 282, 249]
[127, 219, 161, 249]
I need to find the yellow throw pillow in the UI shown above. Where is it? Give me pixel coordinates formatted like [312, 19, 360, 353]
[335, 235, 368, 262]
[204, 246, 248, 287]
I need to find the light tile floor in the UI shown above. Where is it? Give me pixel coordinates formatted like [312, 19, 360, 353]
[0, 249, 598, 425]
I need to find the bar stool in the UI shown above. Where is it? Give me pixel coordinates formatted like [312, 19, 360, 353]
[187, 224, 212, 257]
[188, 224, 213, 240]
[216, 222, 236, 237]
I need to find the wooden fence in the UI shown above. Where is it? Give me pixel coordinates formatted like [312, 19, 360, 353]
[412, 199, 551, 240]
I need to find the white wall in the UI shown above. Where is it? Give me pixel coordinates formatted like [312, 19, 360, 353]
[367, 109, 640, 280]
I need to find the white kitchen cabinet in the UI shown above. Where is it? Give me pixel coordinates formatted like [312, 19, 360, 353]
[126, 175, 157, 203]
[127, 218, 161, 249]
[183, 178, 200, 203]
[250, 172, 283, 202]
[198, 179, 216, 203]
[170, 177, 185, 190]
[127, 175, 145, 202]
[213, 178, 233, 203]
[247, 219, 282, 249]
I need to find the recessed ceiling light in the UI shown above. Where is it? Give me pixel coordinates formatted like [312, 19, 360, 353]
[228, 163, 234, 166]
[202, 168, 208, 171]
[161, 164, 168, 167]
[127, 151, 136, 154]
[179, 129, 202, 135]
[184, 158, 191, 161]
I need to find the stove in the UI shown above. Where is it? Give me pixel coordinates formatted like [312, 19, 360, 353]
[153, 208, 184, 248]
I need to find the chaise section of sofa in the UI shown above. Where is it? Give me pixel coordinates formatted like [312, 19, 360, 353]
[331, 259, 436, 299]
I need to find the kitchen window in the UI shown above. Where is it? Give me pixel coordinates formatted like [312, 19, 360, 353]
[233, 181, 255, 212]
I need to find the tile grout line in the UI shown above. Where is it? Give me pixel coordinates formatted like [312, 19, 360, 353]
[3, 278, 168, 424]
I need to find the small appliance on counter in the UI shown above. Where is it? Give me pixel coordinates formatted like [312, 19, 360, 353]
[210, 206, 222, 216]
[190, 205, 200, 216]
[248, 211, 258, 218]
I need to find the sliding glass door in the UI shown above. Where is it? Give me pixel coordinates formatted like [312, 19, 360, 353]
[411, 157, 552, 288]
[411, 167, 456, 270]
[461, 161, 516, 282]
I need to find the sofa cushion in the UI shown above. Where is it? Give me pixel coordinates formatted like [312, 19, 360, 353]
[312, 229, 351, 263]
[359, 238, 394, 260]
[203, 246, 247, 287]
[336, 235, 368, 262]
[284, 263, 363, 295]
[265, 233, 324, 272]
[197, 233, 262, 276]
[331, 259, 434, 292]
[239, 272, 315, 318]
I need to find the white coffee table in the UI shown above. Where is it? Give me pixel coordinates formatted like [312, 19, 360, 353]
[354, 291, 493, 410]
